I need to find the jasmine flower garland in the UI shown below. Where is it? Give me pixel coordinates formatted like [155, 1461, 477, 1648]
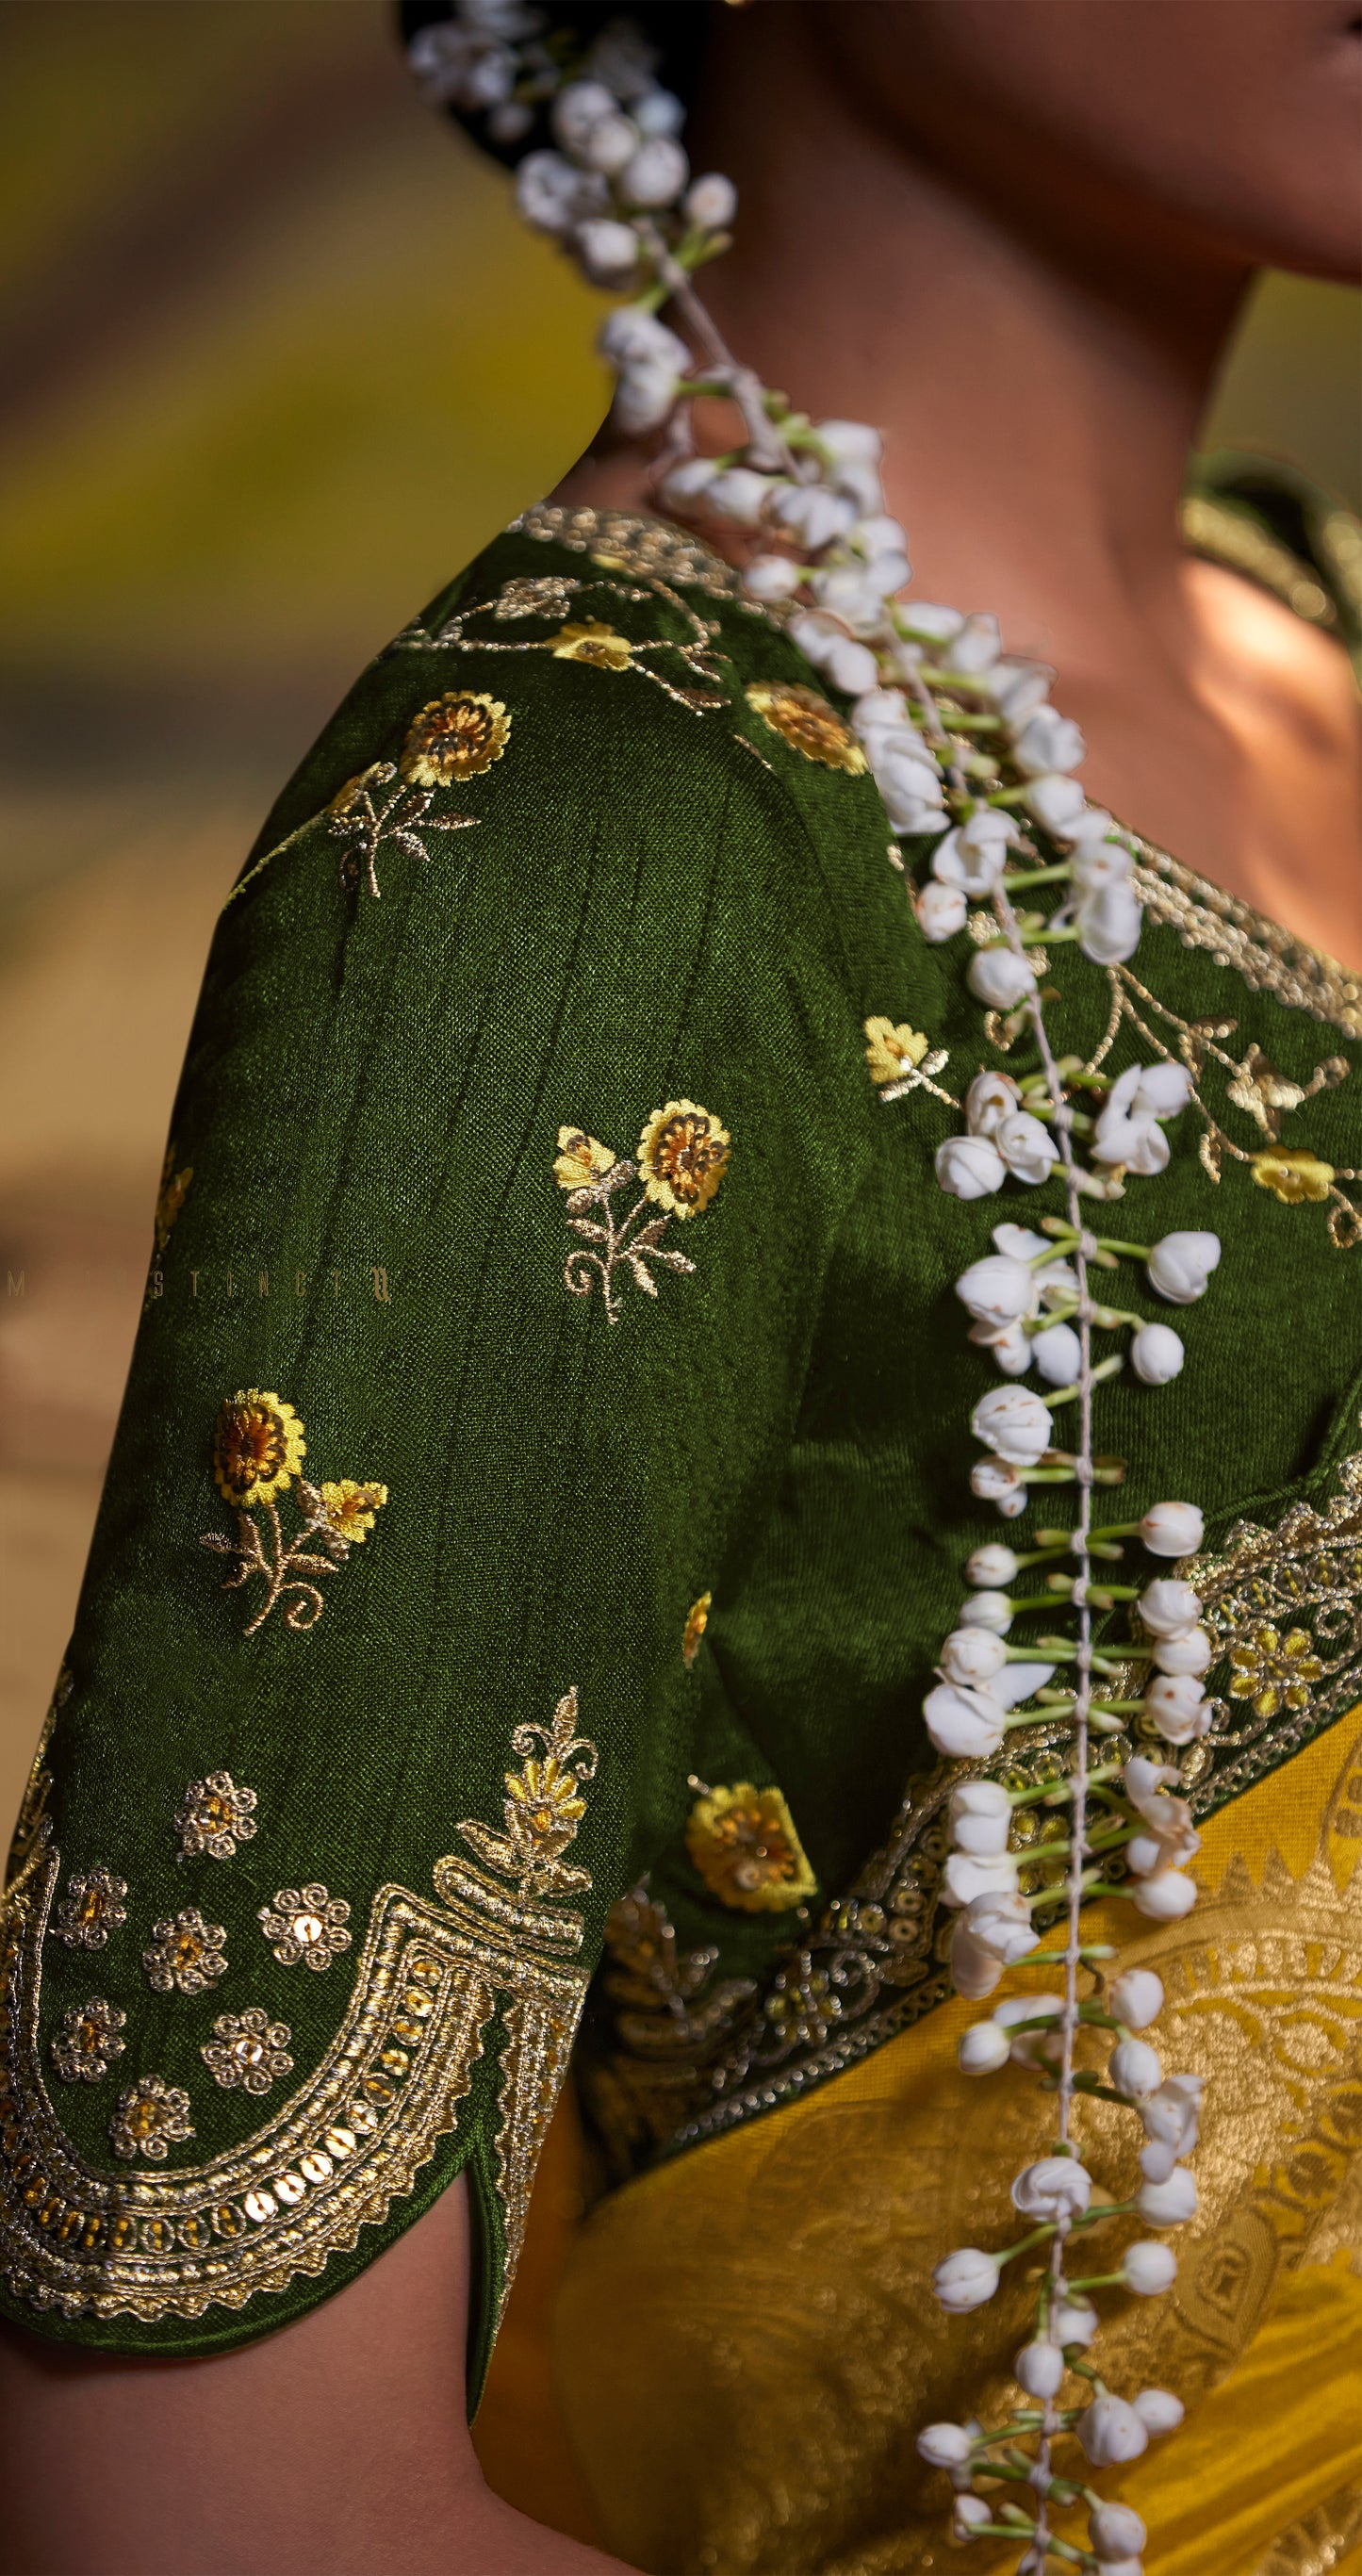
[409, 14, 1223, 2569]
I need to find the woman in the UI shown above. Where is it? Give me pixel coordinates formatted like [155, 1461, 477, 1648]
[1, 6, 1358, 2572]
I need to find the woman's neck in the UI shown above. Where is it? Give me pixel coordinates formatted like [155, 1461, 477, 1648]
[559, 10, 1361, 965]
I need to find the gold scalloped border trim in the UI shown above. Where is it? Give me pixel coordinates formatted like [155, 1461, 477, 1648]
[1130, 838, 1361, 1040]
[0, 1848, 587, 2328]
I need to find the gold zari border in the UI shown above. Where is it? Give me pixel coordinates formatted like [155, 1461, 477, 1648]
[1130, 840, 1362, 1041]
[0, 1847, 588, 2327]
[643, 1446, 1362, 2161]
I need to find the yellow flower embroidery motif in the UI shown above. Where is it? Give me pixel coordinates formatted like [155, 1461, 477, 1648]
[682, 1592, 712, 1669]
[202, 2009, 294, 2097]
[1251, 1148, 1337, 1205]
[174, 1770, 257, 1862]
[455, 1688, 599, 1900]
[745, 681, 867, 775]
[553, 1127, 617, 1190]
[400, 692, 510, 786]
[550, 620, 632, 671]
[154, 1144, 192, 1255]
[212, 1391, 305, 1509]
[685, 1782, 817, 1914]
[203, 1397, 387, 1635]
[638, 1101, 730, 1221]
[319, 1479, 388, 1543]
[865, 1018, 928, 1085]
[1228, 1623, 1324, 1719]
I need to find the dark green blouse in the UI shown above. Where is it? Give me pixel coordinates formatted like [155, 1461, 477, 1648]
[3, 498, 1359, 2400]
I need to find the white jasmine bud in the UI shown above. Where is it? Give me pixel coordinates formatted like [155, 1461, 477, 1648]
[1153, 1626, 1213, 1676]
[1031, 1321, 1082, 1386]
[825, 636, 879, 696]
[1130, 1322, 1185, 1385]
[952, 2494, 993, 2537]
[932, 2247, 1001, 2312]
[1137, 2166, 1198, 2224]
[613, 361, 681, 434]
[1012, 2155, 1091, 2220]
[967, 1543, 1019, 1588]
[659, 454, 718, 508]
[1078, 2395, 1149, 2466]
[620, 136, 688, 205]
[936, 1134, 1007, 1200]
[773, 483, 858, 549]
[1089, 2500, 1148, 2560]
[949, 1779, 1013, 1848]
[1143, 1671, 1211, 1745]
[1076, 879, 1143, 963]
[599, 305, 687, 371]
[1014, 2338, 1066, 2398]
[916, 2420, 975, 2468]
[683, 171, 736, 229]
[551, 78, 618, 151]
[971, 1385, 1053, 1467]
[582, 112, 640, 175]
[993, 1994, 1064, 2066]
[1108, 2036, 1162, 2097]
[1109, 1967, 1163, 2029]
[955, 1250, 1035, 1325]
[1146, 1230, 1221, 1304]
[949, 613, 1002, 674]
[959, 2018, 1012, 2074]
[1012, 709, 1086, 776]
[1051, 2295, 1099, 2346]
[741, 554, 800, 600]
[1140, 2073, 1203, 2156]
[1140, 1502, 1205, 1558]
[1139, 1578, 1204, 1635]
[933, 808, 1013, 895]
[1131, 2387, 1185, 2435]
[1131, 1866, 1198, 1919]
[815, 418, 882, 465]
[971, 1455, 1028, 1517]
[1134, 1061, 1193, 1117]
[988, 658, 1050, 722]
[915, 881, 968, 942]
[950, 1889, 1038, 1994]
[1023, 771, 1087, 834]
[968, 947, 1037, 1010]
[574, 218, 640, 282]
[705, 467, 772, 527]
[632, 86, 684, 135]
[1124, 2240, 1178, 2295]
[940, 1629, 1009, 1688]
[923, 1682, 1007, 1759]
[902, 599, 964, 646]
[943, 1849, 1019, 1906]
[517, 149, 590, 234]
[963, 1071, 1022, 1139]
[995, 1110, 1059, 1186]
[957, 1590, 1013, 1633]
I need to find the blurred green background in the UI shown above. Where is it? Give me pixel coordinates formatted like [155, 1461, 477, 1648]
[0, 0, 1358, 1826]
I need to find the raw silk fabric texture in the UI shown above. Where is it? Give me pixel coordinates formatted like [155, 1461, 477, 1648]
[1, 500, 1360, 2478]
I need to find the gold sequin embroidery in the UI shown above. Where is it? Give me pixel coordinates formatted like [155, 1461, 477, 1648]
[174, 1772, 257, 1862]
[51, 1999, 125, 2086]
[0, 1690, 597, 2329]
[685, 1782, 817, 1915]
[51, 1868, 127, 1952]
[554, 1105, 730, 1324]
[257, 1887, 352, 1973]
[400, 691, 510, 785]
[201, 1393, 387, 1635]
[745, 681, 867, 775]
[202, 2010, 294, 2097]
[583, 1882, 756, 2184]
[402, 556, 732, 714]
[109, 2076, 195, 2164]
[142, 1911, 228, 1997]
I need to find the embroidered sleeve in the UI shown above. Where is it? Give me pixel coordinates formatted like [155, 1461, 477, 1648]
[0, 531, 880, 2401]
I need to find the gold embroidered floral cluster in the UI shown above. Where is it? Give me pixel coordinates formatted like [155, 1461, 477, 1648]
[552, 1100, 730, 1323]
[201, 1391, 386, 1635]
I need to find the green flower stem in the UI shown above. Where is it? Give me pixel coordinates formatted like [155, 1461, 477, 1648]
[1091, 1236, 1154, 1259]
[1008, 1764, 1122, 1810]
[1025, 1944, 1118, 1965]
[1004, 862, 1075, 892]
[1042, 1354, 1124, 1411]
[1023, 924, 1081, 945]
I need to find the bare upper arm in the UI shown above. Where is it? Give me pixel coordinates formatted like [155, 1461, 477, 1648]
[0, 2178, 631, 2576]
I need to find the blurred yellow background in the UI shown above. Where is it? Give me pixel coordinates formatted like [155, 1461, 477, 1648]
[1, 0, 1359, 1842]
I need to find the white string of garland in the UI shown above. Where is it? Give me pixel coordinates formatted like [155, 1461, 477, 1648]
[410, 13, 1223, 2568]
